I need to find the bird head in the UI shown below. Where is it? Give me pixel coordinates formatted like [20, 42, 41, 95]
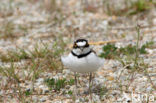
[72, 39, 90, 55]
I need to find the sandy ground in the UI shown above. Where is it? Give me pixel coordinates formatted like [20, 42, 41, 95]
[0, 0, 156, 103]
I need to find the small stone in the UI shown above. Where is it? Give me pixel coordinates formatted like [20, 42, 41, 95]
[146, 86, 152, 92]
[63, 69, 71, 74]
[75, 99, 80, 103]
[26, 83, 34, 91]
[32, 96, 38, 102]
[40, 96, 47, 102]
[26, 88, 31, 92]
[0, 90, 4, 96]
[38, 85, 49, 94]
[36, 78, 44, 83]
[106, 76, 114, 81]
[65, 85, 70, 89]
[44, 89, 49, 94]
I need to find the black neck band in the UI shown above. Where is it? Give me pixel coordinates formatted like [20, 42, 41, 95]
[71, 50, 92, 58]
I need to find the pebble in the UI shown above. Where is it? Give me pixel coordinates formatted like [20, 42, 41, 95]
[0, 90, 4, 96]
[40, 96, 47, 102]
[36, 78, 44, 83]
[32, 96, 38, 102]
[38, 85, 49, 94]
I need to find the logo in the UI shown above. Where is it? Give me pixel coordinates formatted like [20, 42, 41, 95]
[131, 92, 154, 102]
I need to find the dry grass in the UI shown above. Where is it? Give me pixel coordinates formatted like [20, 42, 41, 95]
[0, 35, 66, 102]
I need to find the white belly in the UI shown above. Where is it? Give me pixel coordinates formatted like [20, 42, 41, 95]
[61, 52, 104, 73]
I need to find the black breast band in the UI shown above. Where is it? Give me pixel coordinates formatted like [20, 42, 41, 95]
[71, 50, 92, 58]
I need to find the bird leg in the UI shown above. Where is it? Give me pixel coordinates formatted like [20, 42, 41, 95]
[74, 72, 78, 99]
[89, 72, 92, 100]
[74, 72, 78, 88]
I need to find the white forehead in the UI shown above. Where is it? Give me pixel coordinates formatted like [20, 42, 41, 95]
[76, 41, 86, 46]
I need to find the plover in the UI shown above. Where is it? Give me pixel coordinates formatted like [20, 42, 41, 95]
[61, 39, 104, 96]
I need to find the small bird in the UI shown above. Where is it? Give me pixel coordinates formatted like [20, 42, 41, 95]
[61, 39, 104, 96]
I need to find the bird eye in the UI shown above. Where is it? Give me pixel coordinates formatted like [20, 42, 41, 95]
[73, 44, 77, 48]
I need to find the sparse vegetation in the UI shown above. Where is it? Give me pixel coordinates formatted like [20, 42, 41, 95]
[100, 26, 154, 73]
[0, 36, 66, 102]
[44, 78, 74, 91]
[0, 21, 28, 39]
[129, 0, 152, 15]
[100, 41, 154, 59]
[102, 0, 155, 16]
[67, 90, 73, 95]
[0, 63, 26, 102]
[99, 86, 108, 97]
[0, 49, 30, 62]
[24, 89, 32, 96]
